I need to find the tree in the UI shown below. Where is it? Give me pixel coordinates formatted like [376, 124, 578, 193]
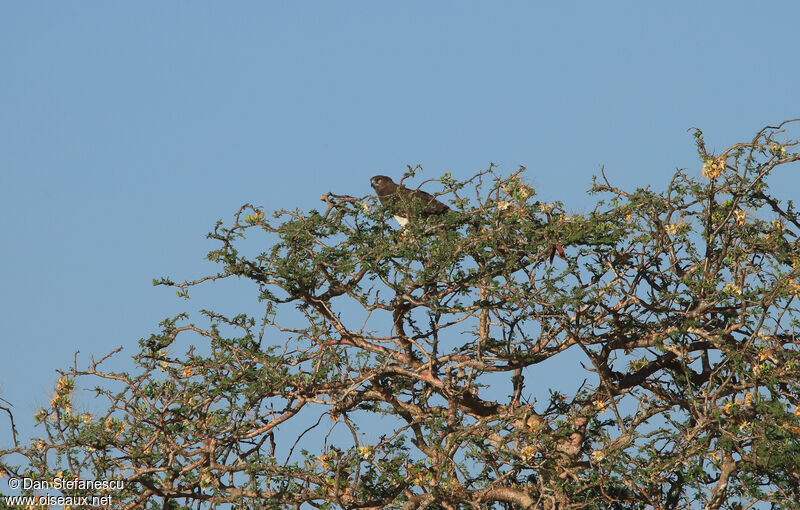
[2, 122, 800, 509]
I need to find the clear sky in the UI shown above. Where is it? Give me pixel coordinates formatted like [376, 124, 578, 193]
[1, 2, 799, 449]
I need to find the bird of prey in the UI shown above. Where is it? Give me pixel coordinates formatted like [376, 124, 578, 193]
[370, 175, 449, 227]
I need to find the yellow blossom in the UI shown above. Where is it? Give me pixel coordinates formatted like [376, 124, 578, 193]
[593, 399, 608, 414]
[702, 156, 726, 179]
[733, 209, 746, 225]
[200, 473, 214, 489]
[83, 413, 92, 424]
[182, 366, 193, 378]
[497, 200, 513, 211]
[525, 415, 545, 430]
[625, 212, 632, 222]
[56, 376, 73, 396]
[722, 283, 742, 296]
[665, 222, 687, 236]
[770, 143, 787, 157]
[758, 350, 776, 362]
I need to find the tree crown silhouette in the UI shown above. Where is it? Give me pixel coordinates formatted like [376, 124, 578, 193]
[2, 121, 800, 510]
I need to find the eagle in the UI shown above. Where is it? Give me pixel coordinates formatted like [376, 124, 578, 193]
[370, 175, 449, 227]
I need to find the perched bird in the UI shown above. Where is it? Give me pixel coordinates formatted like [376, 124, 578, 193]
[370, 175, 449, 227]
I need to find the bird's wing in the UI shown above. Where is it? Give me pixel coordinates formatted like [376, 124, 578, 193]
[403, 187, 449, 214]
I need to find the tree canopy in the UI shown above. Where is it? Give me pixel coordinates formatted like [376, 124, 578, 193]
[3, 122, 800, 509]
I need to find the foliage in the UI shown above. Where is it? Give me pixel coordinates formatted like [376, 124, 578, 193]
[3, 122, 800, 509]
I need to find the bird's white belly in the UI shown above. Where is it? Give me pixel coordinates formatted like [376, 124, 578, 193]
[393, 215, 409, 227]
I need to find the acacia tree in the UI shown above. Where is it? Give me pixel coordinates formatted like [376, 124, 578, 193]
[2, 122, 800, 509]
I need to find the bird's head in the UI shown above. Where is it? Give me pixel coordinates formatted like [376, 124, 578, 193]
[370, 175, 394, 190]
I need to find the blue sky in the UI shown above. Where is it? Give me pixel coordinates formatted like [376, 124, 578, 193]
[1, 2, 799, 452]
